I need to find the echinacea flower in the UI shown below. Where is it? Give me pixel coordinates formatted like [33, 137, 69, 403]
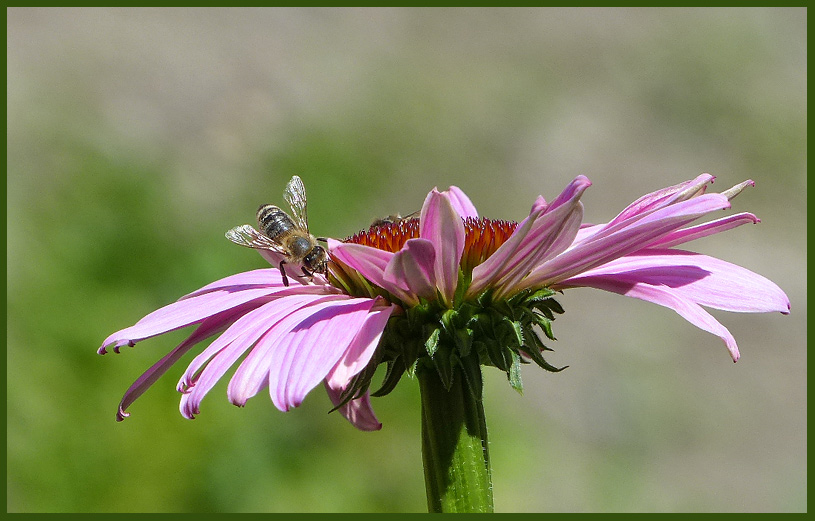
[100, 173, 788, 512]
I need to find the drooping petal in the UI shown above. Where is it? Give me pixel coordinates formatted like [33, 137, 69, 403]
[177, 294, 325, 419]
[556, 274, 743, 361]
[98, 286, 285, 353]
[384, 239, 437, 301]
[115, 305, 249, 421]
[446, 186, 479, 219]
[325, 302, 395, 389]
[226, 295, 351, 407]
[324, 385, 382, 431]
[570, 222, 605, 245]
[560, 249, 790, 314]
[270, 298, 377, 411]
[322, 303, 394, 432]
[523, 193, 731, 288]
[420, 188, 466, 306]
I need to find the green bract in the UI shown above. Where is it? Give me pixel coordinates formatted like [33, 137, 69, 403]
[337, 277, 566, 409]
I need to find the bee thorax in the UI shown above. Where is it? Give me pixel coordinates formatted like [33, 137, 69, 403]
[289, 236, 313, 257]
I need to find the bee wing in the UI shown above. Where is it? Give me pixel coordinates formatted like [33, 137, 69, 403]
[283, 175, 310, 232]
[225, 224, 287, 253]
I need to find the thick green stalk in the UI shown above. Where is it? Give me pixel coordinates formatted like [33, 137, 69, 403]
[418, 364, 494, 513]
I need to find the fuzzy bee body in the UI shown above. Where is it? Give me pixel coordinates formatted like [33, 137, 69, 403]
[226, 177, 327, 286]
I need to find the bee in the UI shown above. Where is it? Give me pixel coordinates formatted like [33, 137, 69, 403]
[226, 176, 327, 287]
[370, 211, 419, 228]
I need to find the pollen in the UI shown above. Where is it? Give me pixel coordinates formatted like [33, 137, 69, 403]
[344, 217, 518, 272]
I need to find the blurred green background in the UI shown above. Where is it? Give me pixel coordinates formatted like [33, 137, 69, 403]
[7, 7, 806, 513]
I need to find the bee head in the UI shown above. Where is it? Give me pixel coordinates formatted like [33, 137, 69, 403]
[304, 245, 328, 274]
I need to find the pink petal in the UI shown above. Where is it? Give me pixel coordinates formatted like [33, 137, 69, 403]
[226, 295, 351, 407]
[420, 188, 465, 305]
[384, 238, 437, 301]
[226, 296, 376, 411]
[560, 249, 790, 314]
[570, 175, 720, 246]
[467, 203, 542, 296]
[329, 240, 405, 294]
[324, 385, 382, 431]
[325, 302, 395, 389]
[524, 193, 731, 288]
[271, 298, 377, 411]
[493, 203, 584, 298]
[648, 213, 759, 249]
[115, 305, 245, 421]
[99, 286, 282, 353]
[570, 222, 605, 244]
[491, 182, 591, 297]
[469, 176, 591, 297]
[179, 268, 285, 300]
[177, 294, 325, 419]
[557, 274, 742, 362]
[607, 173, 715, 226]
[546, 175, 593, 211]
[446, 186, 479, 218]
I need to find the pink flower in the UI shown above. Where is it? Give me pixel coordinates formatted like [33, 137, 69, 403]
[101, 174, 789, 430]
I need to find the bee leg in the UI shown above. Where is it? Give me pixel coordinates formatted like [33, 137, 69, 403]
[316, 236, 327, 243]
[278, 260, 290, 287]
[300, 267, 315, 282]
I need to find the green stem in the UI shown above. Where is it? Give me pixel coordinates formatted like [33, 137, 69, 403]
[418, 363, 494, 513]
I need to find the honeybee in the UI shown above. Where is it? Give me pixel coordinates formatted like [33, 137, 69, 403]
[226, 176, 327, 287]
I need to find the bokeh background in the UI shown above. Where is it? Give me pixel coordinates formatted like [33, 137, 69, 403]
[7, 7, 806, 513]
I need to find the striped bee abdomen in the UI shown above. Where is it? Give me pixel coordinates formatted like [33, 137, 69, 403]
[257, 204, 295, 240]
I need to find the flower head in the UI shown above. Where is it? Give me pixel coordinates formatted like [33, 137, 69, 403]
[101, 174, 789, 429]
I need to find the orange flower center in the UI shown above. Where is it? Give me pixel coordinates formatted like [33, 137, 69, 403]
[344, 217, 518, 273]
